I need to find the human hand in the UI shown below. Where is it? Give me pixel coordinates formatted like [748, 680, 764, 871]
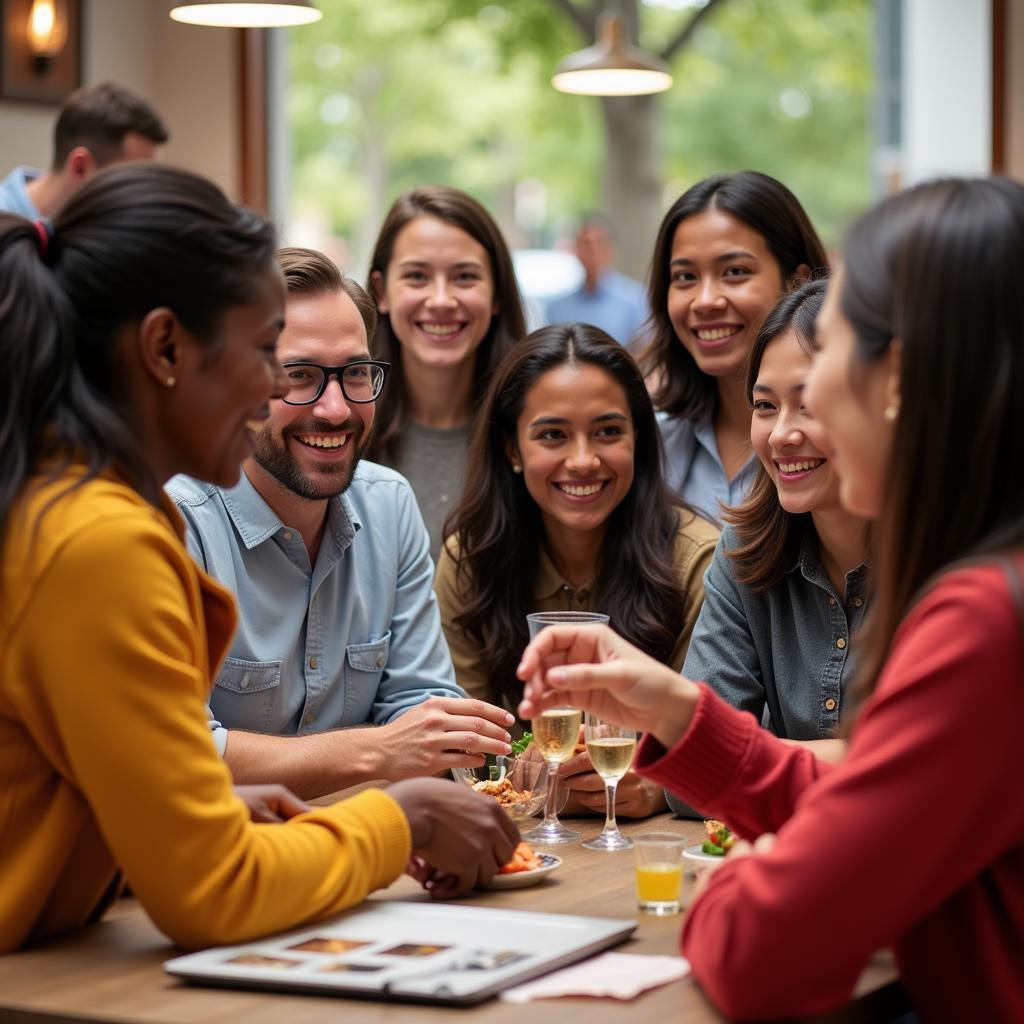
[563, 762, 667, 819]
[388, 777, 520, 895]
[376, 697, 514, 781]
[233, 784, 311, 823]
[516, 624, 701, 749]
[692, 832, 776, 902]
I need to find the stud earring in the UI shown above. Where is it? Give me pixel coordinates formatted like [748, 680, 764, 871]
[165, 376, 176, 388]
[512, 464, 522, 474]
[883, 405, 898, 423]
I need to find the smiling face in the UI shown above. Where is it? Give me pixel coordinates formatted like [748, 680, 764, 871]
[509, 362, 635, 545]
[172, 265, 287, 488]
[668, 208, 790, 380]
[247, 288, 375, 501]
[805, 270, 898, 520]
[374, 215, 497, 374]
[750, 329, 842, 516]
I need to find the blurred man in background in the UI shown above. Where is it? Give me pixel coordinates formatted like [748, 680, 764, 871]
[546, 213, 649, 349]
[0, 81, 167, 220]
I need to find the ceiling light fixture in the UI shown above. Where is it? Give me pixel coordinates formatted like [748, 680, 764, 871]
[169, 1, 322, 28]
[552, 12, 672, 97]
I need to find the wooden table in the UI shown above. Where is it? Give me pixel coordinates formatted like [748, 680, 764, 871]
[0, 815, 905, 1023]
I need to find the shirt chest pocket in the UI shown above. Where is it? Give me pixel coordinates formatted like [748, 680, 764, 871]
[211, 657, 282, 734]
[343, 632, 392, 720]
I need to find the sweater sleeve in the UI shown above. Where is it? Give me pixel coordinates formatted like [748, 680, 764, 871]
[654, 567, 1024, 1019]
[20, 514, 411, 949]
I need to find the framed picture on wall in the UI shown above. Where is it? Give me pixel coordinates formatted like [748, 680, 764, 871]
[1, 0, 82, 105]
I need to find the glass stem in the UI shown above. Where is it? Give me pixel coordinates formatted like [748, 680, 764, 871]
[604, 779, 620, 836]
[543, 761, 561, 824]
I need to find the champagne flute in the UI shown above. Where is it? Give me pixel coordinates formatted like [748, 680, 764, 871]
[581, 711, 636, 851]
[522, 611, 608, 845]
[523, 705, 583, 845]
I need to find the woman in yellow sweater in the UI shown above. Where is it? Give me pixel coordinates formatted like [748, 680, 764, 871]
[0, 164, 517, 955]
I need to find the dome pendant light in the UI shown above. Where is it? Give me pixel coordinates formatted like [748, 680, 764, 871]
[170, 1, 322, 28]
[552, 11, 672, 97]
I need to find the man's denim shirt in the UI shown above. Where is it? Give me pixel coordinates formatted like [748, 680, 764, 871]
[167, 462, 462, 756]
[667, 525, 869, 817]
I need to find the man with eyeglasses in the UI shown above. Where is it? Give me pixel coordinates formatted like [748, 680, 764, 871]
[167, 247, 514, 799]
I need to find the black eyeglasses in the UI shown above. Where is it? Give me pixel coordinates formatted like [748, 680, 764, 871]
[281, 360, 390, 406]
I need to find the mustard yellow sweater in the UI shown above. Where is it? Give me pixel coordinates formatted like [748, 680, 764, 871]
[0, 470, 410, 953]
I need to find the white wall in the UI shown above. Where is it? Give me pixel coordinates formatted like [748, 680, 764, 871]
[0, 0, 240, 197]
[901, 0, 992, 183]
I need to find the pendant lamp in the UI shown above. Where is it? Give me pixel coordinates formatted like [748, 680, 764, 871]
[170, 1, 322, 28]
[552, 12, 672, 97]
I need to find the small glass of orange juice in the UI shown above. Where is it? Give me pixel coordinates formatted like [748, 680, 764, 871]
[634, 832, 685, 915]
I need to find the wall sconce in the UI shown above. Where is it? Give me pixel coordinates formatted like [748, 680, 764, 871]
[169, 1, 322, 28]
[552, 12, 672, 97]
[26, 0, 68, 69]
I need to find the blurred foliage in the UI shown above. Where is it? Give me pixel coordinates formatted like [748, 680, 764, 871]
[286, 0, 873, 273]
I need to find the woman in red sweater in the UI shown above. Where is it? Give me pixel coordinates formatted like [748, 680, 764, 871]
[517, 177, 1024, 1022]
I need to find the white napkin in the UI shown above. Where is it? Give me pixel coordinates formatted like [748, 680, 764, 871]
[500, 952, 691, 1003]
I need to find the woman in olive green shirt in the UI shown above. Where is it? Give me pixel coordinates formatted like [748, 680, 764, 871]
[435, 323, 718, 818]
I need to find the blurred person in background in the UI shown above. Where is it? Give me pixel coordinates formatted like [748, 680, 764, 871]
[0, 81, 167, 221]
[547, 213, 649, 349]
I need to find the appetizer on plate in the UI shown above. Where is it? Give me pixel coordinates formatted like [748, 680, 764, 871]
[702, 819, 736, 856]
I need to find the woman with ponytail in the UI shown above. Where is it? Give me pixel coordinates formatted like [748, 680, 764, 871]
[0, 164, 515, 954]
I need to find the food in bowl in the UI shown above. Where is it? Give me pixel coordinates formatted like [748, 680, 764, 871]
[471, 775, 537, 811]
[452, 754, 549, 821]
[702, 819, 736, 856]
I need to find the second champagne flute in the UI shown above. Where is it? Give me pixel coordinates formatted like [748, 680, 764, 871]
[581, 712, 636, 851]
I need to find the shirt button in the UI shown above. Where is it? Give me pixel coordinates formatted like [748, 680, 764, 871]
[283, 530, 293, 541]
[836, 637, 847, 650]
[853, 597, 863, 607]
[828, 597, 836, 607]
[240, 675, 250, 689]
[825, 698, 837, 711]
[376, 654, 386, 669]
[309, 656, 318, 669]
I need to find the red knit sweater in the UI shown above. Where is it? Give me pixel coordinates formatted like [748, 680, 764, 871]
[638, 562, 1024, 1022]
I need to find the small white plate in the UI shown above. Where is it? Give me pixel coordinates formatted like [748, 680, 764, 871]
[482, 853, 562, 890]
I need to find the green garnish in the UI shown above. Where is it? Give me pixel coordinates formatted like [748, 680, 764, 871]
[510, 731, 533, 756]
[701, 840, 726, 856]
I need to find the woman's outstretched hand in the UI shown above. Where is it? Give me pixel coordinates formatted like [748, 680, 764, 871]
[515, 624, 702, 751]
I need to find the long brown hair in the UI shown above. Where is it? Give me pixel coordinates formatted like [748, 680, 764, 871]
[446, 323, 691, 709]
[642, 171, 829, 420]
[724, 281, 828, 592]
[365, 187, 526, 463]
[842, 178, 1024, 698]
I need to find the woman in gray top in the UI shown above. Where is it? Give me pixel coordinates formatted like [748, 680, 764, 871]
[366, 187, 526, 558]
[669, 283, 869, 816]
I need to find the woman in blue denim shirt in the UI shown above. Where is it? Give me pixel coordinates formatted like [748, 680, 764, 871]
[642, 173, 830, 525]
[668, 283, 869, 817]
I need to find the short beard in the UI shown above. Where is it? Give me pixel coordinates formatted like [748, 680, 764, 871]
[252, 419, 366, 501]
